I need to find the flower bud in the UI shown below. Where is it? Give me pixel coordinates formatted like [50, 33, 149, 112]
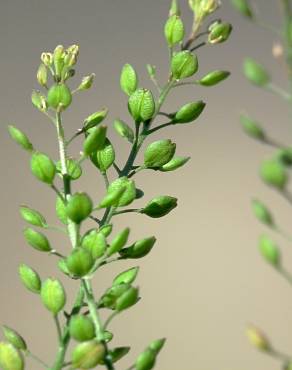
[128, 89, 155, 123]
[116, 286, 139, 312]
[120, 64, 138, 96]
[37, 63, 47, 87]
[107, 177, 136, 207]
[208, 22, 232, 44]
[113, 267, 139, 286]
[53, 45, 65, 79]
[56, 158, 82, 180]
[98, 187, 126, 209]
[41, 52, 53, 67]
[19, 205, 47, 227]
[71, 340, 105, 369]
[23, 228, 51, 252]
[119, 236, 156, 259]
[171, 51, 198, 80]
[141, 196, 178, 218]
[164, 15, 185, 47]
[0, 342, 24, 370]
[199, 70, 230, 86]
[251, 199, 274, 227]
[160, 156, 190, 172]
[90, 138, 115, 173]
[246, 325, 271, 351]
[231, 0, 253, 18]
[2, 327, 27, 351]
[47, 83, 72, 111]
[66, 192, 93, 224]
[260, 159, 288, 190]
[78, 73, 95, 90]
[81, 229, 106, 259]
[136, 348, 156, 370]
[259, 235, 280, 267]
[56, 195, 68, 225]
[243, 58, 270, 86]
[67, 44, 79, 55]
[31, 90, 47, 111]
[65, 248, 94, 277]
[69, 315, 95, 342]
[144, 139, 176, 168]
[19, 264, 41, 294]
[41, 278, 66, 315]
[30, 152, 56, 184]
[107, 228, 130, 256]
[83, 109, 108, 131]
[64, 51, 77, 68]
[83, 126, 107, 156]
[173, 101, 205, 123]
[240, 115, 265, 140]
[114, 119, 134, 143]
[149, 338, 166, 355]
[8, 125, 33, 152]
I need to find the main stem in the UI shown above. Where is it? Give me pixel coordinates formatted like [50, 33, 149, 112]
[281, 0, 292, 95]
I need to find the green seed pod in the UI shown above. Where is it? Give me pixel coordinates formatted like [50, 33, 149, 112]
[208, 23, 232, 44]
[90, 138, 115, 172]
[173, 101, 206, 124]
[19, 205, 47, 227]
[69, 315, 95, 342]
[146, 64, 156, 79]
[19, 264, 41, 294]
[100, 283, 131, 309]
[83, 109, 108, 131]
[160, 156, 190, 172]
[107, 177, 136, 207]
[171, 51, 198, 80]
[78, 73, 95, 90]
[149, 338, 166, 355]
[128, 89, 156, 123]
[8, 125, 34, 152]
[65, 248, 94, 277]
[136, 348, 156, 370]
[83, 126, 107, 156]
[71, 340, 105, 369]
[58, 259, 72, 277]
[119, 236, 156, 259]
[144, 139, 176, 168]
[37, 63, 47, 87]
[98, 186, 126, 209]
[2, 327, 26, 351]
[240, 114, 265, 140]
[107, 228, 130, 256]
[199, 70, 230, 86]
[56, 158, 82, 180]
[41, 52, 53, 67]
[120, 64, 138, 96]
[243, 58, 270, 86]
[276, 148, 292, 166]
[113, 119, 134, 143]
[107, 347, 130, 363]
[231, 0, 253, 18]
[258, 235, 280, 267]
[99, 224, 113, 237]
[113, 267, 139, 286]
[31, 90, 47, 111]
[53, 45, 65, 78]
[252, 199, 274, 227]
[141, 196, 178, 218]
[30, 152, 56, 185]
[66, 192, 93, 224]
[164, 15, 185, 47]
[56, 195, 68, 225]
[47, 83, 72, 111]
[23, 228, 51, 252]
[41, 278, 66, 315]
[0, 342, 24, 370]
[81, 229, 107, 260]
[116, 286, 139, 312]
[260, 159, 288, 190]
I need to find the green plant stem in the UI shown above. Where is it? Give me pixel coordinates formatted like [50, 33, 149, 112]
[266, 83, 291, 101]
[269, 347, 291, 362]
[54, 315, 62, 342]
[113, 208, 141, 216]
[281, 0, 292, 93]
[146, 122, 173, 135]
[277, 265, 292, 286]
[102, 172, 109, 188]
[273, 224, 292, 243]
[26, 350, 49, 368]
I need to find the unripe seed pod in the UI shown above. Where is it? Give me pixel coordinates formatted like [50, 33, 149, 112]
[246, 325, 271, 351]
[31, 90, 47, 111]
[65, 248, 94, 277]
[56, 195, 68, 225]
[251, 199, 274, 227]
[8, 125, 33, 152]
[199, 70, 230, 86]
[90, 138, 115, 172]
[164, 15, 185, 47]
[56, 158, 82, 180]
[174, 101, 206, 123]
[149, 338, 166, 355]
[141, 196, 178, 218]
[69, 315, 95, 342]
[101, 283, 131, 309]
[144, 139, 176, 168]
[113, 119, 134, 143]
[41, 52, 53, 67]
[160, 156, 190, 172]
[41, 278, 66, 315]
[208, 23, 232, 44]
[2, 326, 27, 351]
[260, 159, 288, 190]
[243, 58, 270, 86]
[99, 224, 113, 237]
[136, 348, 156, 370]
[47, 83, 72, 111]
[107, 177, 136, 207]
[58, 259, 71, 276]
[120, 64, 138, 96]
[113, 267, 139, 286]
[83, 109, 108, 131]
[146, 64, 156, 79]
[171, 51, 198, 80]
[37, 63, 47, 87]
[0, 342, 24, 370]
[78, 73, 95, 90]
[19, 205, 47, 227]
[30, 152, 56, 184]
[231, 0, 253, 18]
[116, 286, 139, 311]
[98, 186, 126, 209]
[128, 89, 155, 123]
[23, 228, 51, 252]
[71, 340, 105, 369]
[258, 235, 280, 267]
[119, 236, 156, 259]
[107, 228, 130, 256]
[66, 192, 93, 224]
[19, 264, 41, 294]
[83, 126, 107, 156]
[276, 148, 292, 166]
[81, 229, 107, 260]
[106, 347, 130, 363]
[240, 115, 265, 140]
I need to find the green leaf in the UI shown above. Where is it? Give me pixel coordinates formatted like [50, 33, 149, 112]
[231, 0, 253, 18]
[120, 64, 138, 96]
[19, 205, 47, 227]
[171, 51, 198, 80]
[65, 248, 94, 278]
[41, 278, 66, 315]
[144, 140, 176, 168]
[243, 58, 270, 86]
[30, 152, 56, 184]
[8, 125, 33, 152]
[128, 89, 155, 123]
[107, 177, 136, 207]
[0, 342, 24, 370]
[107, 347, 130, 363]
[18, 264, 41, 294]
[164, 15, 185, 47]
[69, 315, 95, 342]
[113, 267, 139, 286]
[113, 119, 134, 143]
[66, 192, 93, 224]
[90, 138, 115, 173]
[258, 235, 280, 267]
[23, 228, 51, 252]
[141, 196, 178, 218]
[83, 126, 107, 156]
[71, 340, 105, 369]
[2, 327, 27, 351]
[173, 101, 206, 123]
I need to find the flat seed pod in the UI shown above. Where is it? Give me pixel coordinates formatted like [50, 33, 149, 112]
[115, 286, 139, 311]
[164, 15, 185, 47]
[113, 119, 134, 143]
[56, 195, 68, 225]
[199, 70, 230, 86]
[113, 267, 139, 286]
[107, 347, 130, 363]
[107, 228, 130, 256]
[171, 51, 198, 80]
[100, 283, 131, 309]
[240, 115, 265, 140]
[208, 23, 232, 44]
[120, 64, 138, 96]
[141, 196, 178, 218]
[99, 224, 113, 237]
[30, 152, 56, 185]
[144, 140, 176, 168]
[160, 156, 190, 172]
[98, 186, 126, 208]
[23, 228, 51, 252]
[81, 229, 107, 259]
[18, 264, 41, 294]
[258, 235, 280, 267]
[149, 338, 166, 355]
[19, 206, 47, 227]
[41, 278, 66, 315]
[260, 159, 288, 190]
[2, 327, 27, 351]
[83, 126, 107, 156]
[65, 248, 94, 277]
[8, 125, 33, 152]
[173, 101, 206, 123]
[69, 315, 95, 342]
[243, 58, 270, 86]
[107, 177, 136, 207]
[128, 89, 155, 123]
[136, 348, 156, 370]
[90, 138, 115, 173]
[66, 192, 93, 224]
[47, 83, 72, 110]
[119, 237, 156, 259]
[251, 199, 274, 227]
[83, 109, 108, 131]
[231, 0, 253, 18]
[56, 158, 82, 180]
[0, 342, 24, 370]
[71, 340, 105, 369]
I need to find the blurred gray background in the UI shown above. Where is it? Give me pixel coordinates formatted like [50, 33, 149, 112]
[1, 0, 291, 369]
